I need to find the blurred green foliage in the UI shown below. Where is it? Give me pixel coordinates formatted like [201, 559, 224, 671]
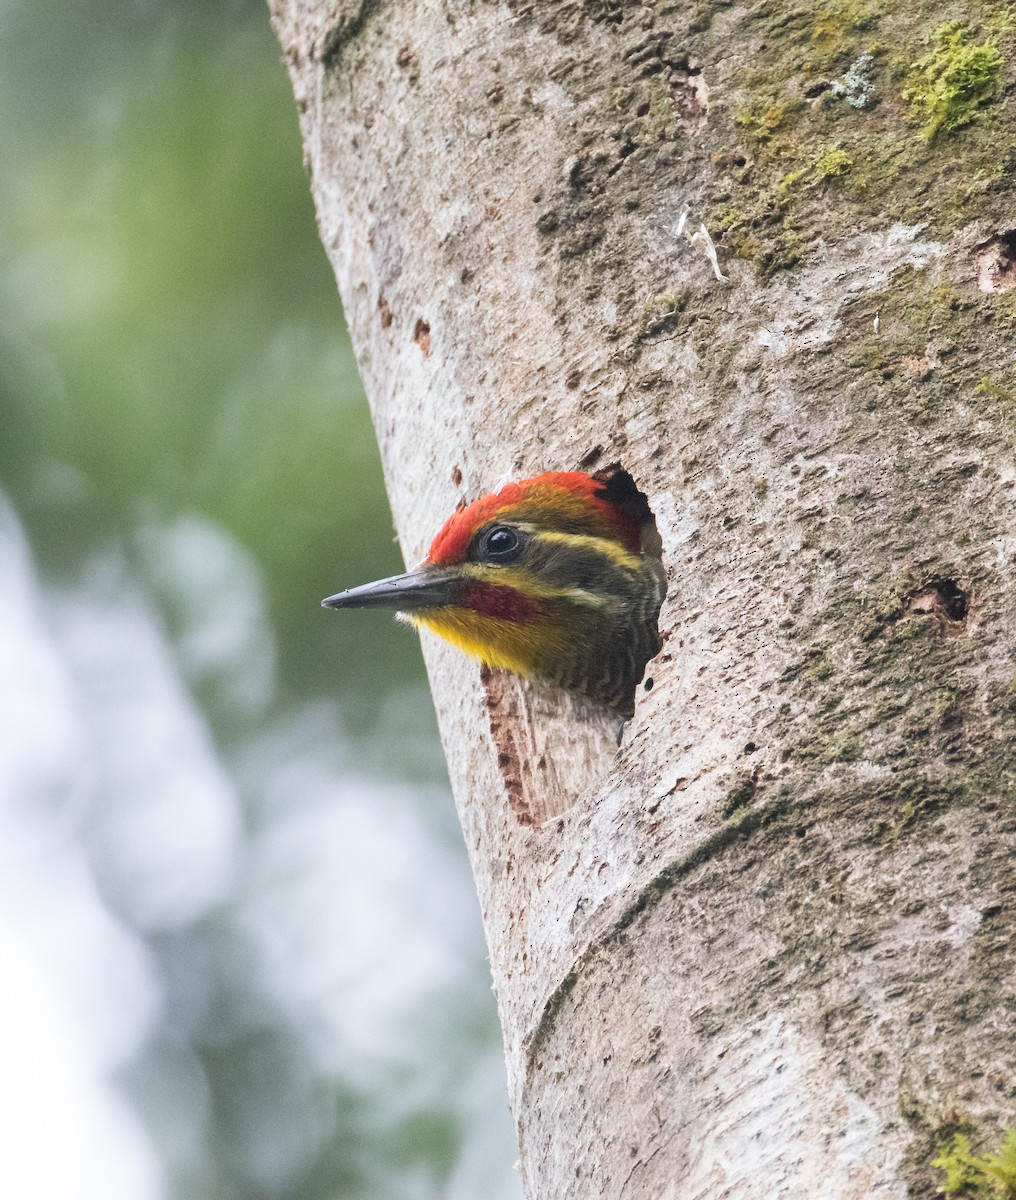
[0, 0, 421, 733]
[0, 3, 518, 1199]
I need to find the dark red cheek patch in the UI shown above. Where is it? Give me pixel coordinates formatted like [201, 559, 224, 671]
[461, 581, 540, 622]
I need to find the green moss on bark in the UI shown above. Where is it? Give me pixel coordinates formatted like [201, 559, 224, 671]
[933, 1129, 1016, 1198]
[902, 22, 1005, 140]
[702, 3, 1016, 274]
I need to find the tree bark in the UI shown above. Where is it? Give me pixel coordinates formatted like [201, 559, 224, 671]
[270, 2, 1016, 1195]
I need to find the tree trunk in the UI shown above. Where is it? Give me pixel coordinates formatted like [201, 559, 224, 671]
[269, 2, 1016, 1195]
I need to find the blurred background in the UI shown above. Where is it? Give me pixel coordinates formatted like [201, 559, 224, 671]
[0, 0, 522, 1196]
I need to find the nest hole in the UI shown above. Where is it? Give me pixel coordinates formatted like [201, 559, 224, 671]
[908, 578, 970, 629]
[974, 229, 1016, 294]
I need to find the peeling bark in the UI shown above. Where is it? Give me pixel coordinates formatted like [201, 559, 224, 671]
[270, 1, 1016, 1195]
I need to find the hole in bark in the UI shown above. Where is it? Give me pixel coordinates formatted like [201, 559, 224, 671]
[591, 465, 662, 549]
[935, 580, 968, 621]
[474, 466, 666, 823]
[908, 578, 970, 629]
[743, 741, 757, 754]
[377, 296, 393, 328]
[589, 465, 665, 715]
[395, 44, 420, 83]
[578, 444, 604, 469]
[643, 677, 654, 691]
[974, 229, 1016, 293]
[413, 318, 431, 357]
[451, 465, 463, 487]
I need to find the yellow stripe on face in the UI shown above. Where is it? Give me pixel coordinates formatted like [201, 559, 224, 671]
[452, 564, 611, 609]
[453, 531, 640, 608]
[529, 530, 643, 571]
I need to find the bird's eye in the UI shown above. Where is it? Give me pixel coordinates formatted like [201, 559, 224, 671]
[477, 524, 523, 562]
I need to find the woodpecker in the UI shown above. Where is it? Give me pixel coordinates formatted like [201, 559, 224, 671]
[323, 470, 666, 717]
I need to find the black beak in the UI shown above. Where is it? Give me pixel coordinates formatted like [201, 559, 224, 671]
[321, 567, 460, 613]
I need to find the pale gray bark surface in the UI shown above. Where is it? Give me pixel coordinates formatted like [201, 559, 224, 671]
[270, 2, 1016, 1195]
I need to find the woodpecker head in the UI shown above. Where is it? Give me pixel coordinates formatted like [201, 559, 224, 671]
[323, 470, 666, 716]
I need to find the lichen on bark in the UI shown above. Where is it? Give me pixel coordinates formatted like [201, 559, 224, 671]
[697, 2, 1015, 273]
